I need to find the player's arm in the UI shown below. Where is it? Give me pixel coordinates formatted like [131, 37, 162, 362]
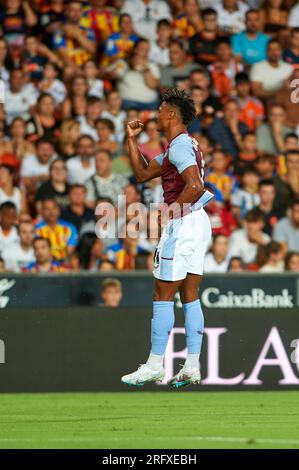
[172, 165, 204, 208]
[126, 121, 162, 183]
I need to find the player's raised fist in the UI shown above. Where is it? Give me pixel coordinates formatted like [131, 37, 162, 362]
[126, 120, 144, 137]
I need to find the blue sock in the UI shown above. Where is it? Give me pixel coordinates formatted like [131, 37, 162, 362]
[150, 301, 174, 356]
[183, 299, 204, 355]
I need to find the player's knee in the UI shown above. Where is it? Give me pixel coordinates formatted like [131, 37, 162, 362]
[153, 288, 174, 302]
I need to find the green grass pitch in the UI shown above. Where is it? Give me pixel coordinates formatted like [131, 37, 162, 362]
[0, 391, 299, 449]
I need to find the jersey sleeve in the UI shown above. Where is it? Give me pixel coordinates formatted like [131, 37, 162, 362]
[154, 153, 165, 166]
[169, 137, 197, 174]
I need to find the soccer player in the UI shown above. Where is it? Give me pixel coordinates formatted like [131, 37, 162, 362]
[121, 88, 213, 388]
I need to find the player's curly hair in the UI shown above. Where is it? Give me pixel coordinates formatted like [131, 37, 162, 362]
[161, 88, 197, 126]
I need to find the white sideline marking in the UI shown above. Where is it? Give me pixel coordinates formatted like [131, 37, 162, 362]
[0, 436, 299, 446]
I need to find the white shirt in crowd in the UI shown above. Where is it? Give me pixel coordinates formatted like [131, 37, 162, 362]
[0, 187, 22, 213]
[0, 226, 19, 255]
[228, 229, 270, 264]
[20, 154, 53, 180]
[118, 62, 160, 104]
[250, 60, 293, 92]
[121, 0, 171, 40]
[4, 83, 38, 125]
[41, 79, 67, 104]
[88, 79, 104, 98]
[288, 3, 299, 27]
[77, 116, 99, 141]
[231, 189, 260, 213]
[66, 156, 96, 185]
[204, 252, 229, 273]
[259, 262, 284, 273]
[149, 41, 170, 68]
[101, 109, 126, 144]
[2, 243, 35, 272]
[215, 1, 249, 34]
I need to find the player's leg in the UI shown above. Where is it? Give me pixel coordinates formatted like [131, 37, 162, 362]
[121, 278, 183, 386]
[168, 274, 203, 388]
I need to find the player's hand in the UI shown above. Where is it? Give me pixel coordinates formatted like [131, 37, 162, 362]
[126, 120, 144, 138]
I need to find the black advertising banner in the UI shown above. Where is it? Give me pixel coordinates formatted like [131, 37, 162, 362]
[0, 273, 298, 309]
[0, 307, 298, 392]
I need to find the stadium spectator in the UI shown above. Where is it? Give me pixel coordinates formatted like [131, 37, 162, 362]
[88, 238, 106, 271]
[172, 0, 203, 39]
[228, 208, 271, 264]
[0, 164, 28, 214]
[250, 39, 293, 99]
[207, 99, 249, 160]
[256, 103, 293, 156]
[58, 119, 80, 160]
[77, 96, 104, 141]
[260, 0, 289, 34]
[231, 9, 270, 65]
[106, 234, 148, 271]
[237, 132, 258, 173]
[149, 19, 171, 68]
[231, 168, 260, 222]
[205, 197, 238, 237]
[0, 37, 12, 87]
[0, 201, 19, 254]
[26, 93, 60, 143]
[160, 39, 197, 90]
[254, 153, 293, 213]
[228, 256, 246, 271]
[2, 220, 35, 272]
[139, 119, 166, 162]
[204, 233, 230, 273]
[206, 150, 238, 202]
[0, 0, 37, 49]
[188, 7, 220, 67]
[86, 149, 128, 208]
[61, 75, 89, 120]
[35, 158, 70, 213]
[273, 199, 299, 253]
[37, 62, 66, 105]
[83, 60, 104, 98]
[5, 117, 35, 163]
[21, 137, 56, 201]
[22, 35, 58, 83]
[23, 237, 69, 272]
[100, 278, 123, 307]
[4, 68, 38, 125]
[121, 0, 171, 41]
[99, 259, 117, 272]
[101, 90, 126, 144]
[35, 198, 78, 262]
[258, 240, 284, 273]
[208, 40, 243, 103]
[215, 0, 249, 35]
[284, 251, 299, 272]
[80, 0, 119, 44]
[52, 0, 96, 74]
[102, 13, 139, 70]
[61, 184, 94, 234]
[118, 39, 161, 110]
[95, 118, 119, 157]
[281, 150, 299, 200]
[66, 135, 96, 185]
[234, 73, 264, 132]
[283, 27, 299, 66]
[257, 179, 284, 236]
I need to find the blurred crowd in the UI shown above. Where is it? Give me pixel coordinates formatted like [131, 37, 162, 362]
[0, 0, 299, 274]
